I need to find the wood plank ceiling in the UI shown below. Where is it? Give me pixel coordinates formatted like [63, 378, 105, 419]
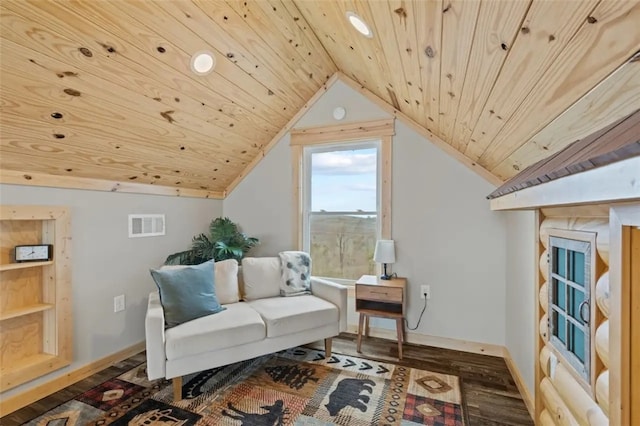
[1, 0, 639, 197]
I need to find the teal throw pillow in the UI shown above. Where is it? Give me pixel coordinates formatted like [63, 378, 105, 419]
[150, 259, 226, 328]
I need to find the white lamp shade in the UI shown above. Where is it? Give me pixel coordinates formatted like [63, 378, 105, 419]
[373, 240, 395, 264]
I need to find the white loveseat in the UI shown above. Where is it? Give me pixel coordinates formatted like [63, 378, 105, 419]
[145, 256, 347, 400]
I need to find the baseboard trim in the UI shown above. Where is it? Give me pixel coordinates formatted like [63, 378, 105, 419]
[503, 347, 535, 420]
[0, 342, 145, 416]
[346, 325, 504, 357]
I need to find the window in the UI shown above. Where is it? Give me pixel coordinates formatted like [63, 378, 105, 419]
[291, 119, 394, 282]
[303, 142, 379, 280]
[548, 231, 595, 384]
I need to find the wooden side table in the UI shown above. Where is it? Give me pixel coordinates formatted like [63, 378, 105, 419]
[355, 274, 407, 359]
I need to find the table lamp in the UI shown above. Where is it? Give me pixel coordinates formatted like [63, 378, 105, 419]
[374, 239, 395, 280]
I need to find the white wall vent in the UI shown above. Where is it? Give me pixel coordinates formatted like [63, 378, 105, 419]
[128, 214, 165, 238]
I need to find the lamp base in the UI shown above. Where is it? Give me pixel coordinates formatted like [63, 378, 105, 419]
[380, 263, 392, 280]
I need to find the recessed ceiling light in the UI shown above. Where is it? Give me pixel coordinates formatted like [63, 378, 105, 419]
[346, 11, 373, 38]
[190, 51, 215, 75]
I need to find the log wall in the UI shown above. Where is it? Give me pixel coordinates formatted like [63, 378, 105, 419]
[537, 208, 610, 425]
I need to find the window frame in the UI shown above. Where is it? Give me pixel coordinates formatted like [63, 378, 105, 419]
[290, 118, 394, 284]
[547, 228, 598, 391]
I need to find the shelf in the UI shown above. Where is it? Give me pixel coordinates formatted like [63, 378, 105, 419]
[0, 261, 53, 271]
[0, 353, 68, 392]
[0, 303, 55, 321]
[0, 353, 56, 374]
[1, 205, 72, 394]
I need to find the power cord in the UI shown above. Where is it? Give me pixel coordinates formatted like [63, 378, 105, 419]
[404, 293, 428, 331]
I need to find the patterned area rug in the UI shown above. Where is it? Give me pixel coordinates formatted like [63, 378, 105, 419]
[26, 348, 464, 425]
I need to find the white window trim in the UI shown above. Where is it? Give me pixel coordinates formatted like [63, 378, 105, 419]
[546, 228, 599, 393]
[290, 118, 394, 283]
[549, 235, 592, 382]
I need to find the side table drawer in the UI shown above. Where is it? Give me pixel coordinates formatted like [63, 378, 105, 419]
[356, 285, 403, 303]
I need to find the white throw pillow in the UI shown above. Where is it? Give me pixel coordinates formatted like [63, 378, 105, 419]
[160, 259, 239, 304]
[241, 257, 281, 300]
[279, 251, 312, 297]
[213, 259, 240, 304]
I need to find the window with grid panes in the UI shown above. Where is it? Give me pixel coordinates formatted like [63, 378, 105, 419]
[548, 234, 592, 382]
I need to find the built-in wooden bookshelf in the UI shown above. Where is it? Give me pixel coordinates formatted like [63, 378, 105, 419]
[0, 206, 72, 392]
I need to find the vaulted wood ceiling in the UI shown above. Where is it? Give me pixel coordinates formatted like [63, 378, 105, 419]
[1, 1, 639, 198]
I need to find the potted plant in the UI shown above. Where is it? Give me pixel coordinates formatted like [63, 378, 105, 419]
[165, 217, 259, 265]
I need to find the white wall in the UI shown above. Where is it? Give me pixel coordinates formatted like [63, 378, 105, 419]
[225, 79, 508, 346]
[505, 210, 536, 395]
[392, 120, 507, 345]
[0, 184, 222, 397]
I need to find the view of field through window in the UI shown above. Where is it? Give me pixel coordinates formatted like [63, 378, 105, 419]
[307, 145, 378, 280]
[310, 215, 377, 279]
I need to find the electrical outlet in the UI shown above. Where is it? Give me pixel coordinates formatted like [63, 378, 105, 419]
[420, 285, 431, 300]
[114, 294, 125, 312]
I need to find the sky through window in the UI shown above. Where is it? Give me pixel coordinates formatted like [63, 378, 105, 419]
[311, 147, 377, 212]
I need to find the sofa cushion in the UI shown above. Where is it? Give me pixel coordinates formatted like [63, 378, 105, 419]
[150, 260, 225, 328]
[241, 257, 281, 300]
[213, 259, 240, 304]
[247, 295, 338, 338]
[279, 251, 312, 297]
[165, 302, 265, 360]
[161, 259, 239, 304]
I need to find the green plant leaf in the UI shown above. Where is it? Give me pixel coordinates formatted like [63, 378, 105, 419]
[164, 217, 259, 265]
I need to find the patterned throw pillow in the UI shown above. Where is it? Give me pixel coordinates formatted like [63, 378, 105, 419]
[279, 251, 312, 297]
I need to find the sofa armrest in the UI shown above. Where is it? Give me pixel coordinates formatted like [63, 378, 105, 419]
[311, 277, 348, 333]
[145, 291, 166, 380]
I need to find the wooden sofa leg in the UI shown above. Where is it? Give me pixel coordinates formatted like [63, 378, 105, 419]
[173, 376, 183, 401]
[324, 338, 332, 358]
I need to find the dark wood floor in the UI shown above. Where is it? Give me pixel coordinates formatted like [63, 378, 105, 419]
[2, 333, 533, 425]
